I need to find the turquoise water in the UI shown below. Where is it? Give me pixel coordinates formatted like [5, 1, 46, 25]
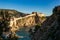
[16, 29, 31, 40]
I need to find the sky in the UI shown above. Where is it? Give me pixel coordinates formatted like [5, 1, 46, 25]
[0, 0, 60, 16]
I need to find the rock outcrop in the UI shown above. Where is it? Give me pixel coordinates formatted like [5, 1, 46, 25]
[0, 9, 27, 40]
[0, 9, 46, 40]
[32, 6, 60, 40]
[16, 12, 46, 28]
[0, 9, 27, 17]
[0, 9, 46, 32]
[9, 12, 46, 32]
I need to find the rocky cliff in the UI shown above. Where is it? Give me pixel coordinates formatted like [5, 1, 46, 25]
[0, 9, 27, 18]
[0, 9, 46, 40]
[0, 9, 30, 31]
[0, 9, 46, 32]
[0, 9, 27, 40]
[9, 12, 46, 32]
[16, 12, 46, 28]
[32, 6, 60, 40]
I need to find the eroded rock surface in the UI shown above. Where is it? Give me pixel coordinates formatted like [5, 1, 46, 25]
[0, 9, 46, 40]
[32, 6, 60, 40]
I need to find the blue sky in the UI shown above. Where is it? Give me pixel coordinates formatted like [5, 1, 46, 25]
[0, 0, 60, 16]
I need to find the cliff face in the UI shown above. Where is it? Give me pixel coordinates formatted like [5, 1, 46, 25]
[32, 6, 60, 40]
[0, 9, 27, 40]
[0, 9, 27, 32]
[16, 12, 46, 28]
[9, 12, 46, 32]
[0, 9, 46, 40]
[0, 9, 46, 32]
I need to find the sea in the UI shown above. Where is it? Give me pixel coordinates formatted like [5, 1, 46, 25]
[16, 28, 31, 40]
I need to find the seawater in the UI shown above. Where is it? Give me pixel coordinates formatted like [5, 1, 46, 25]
[16, 29, 31, 40]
